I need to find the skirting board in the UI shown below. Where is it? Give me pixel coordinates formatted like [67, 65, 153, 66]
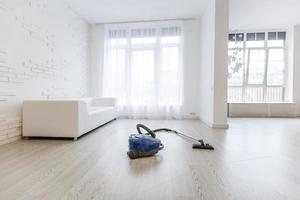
[199, 117, 229, 129]
[212, 123, 229, 129]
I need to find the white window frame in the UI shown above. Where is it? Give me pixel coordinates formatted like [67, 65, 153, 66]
[228, 30, 288, 103]
[103, 21, 184, 107]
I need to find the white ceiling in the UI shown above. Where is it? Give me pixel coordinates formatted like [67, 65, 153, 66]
[65, 0, 209, 24]
[66, 0, 300, 26]
[230, 0, 300, 30]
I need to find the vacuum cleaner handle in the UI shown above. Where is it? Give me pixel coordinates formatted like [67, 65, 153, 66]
[136, 124, 156, 138]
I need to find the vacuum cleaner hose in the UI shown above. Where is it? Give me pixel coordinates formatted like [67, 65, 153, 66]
[136, 124, 156, 138]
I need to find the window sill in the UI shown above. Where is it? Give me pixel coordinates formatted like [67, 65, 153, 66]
[228, 102, 295, 104]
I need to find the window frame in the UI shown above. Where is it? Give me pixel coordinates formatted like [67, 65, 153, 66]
[103, 22, 184, 106]
[228, 30, 288, 103]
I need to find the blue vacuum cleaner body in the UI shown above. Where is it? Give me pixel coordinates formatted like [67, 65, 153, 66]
[127, 134, 164, 159]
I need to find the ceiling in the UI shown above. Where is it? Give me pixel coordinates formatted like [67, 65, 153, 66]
[230, 0, 300, 29]
[65, 0, 209, 24]
[66, 0, 300, 26]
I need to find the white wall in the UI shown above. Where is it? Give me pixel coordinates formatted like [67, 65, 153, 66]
[90, 20, 202, 119]
[213, 0, 229, 127]
[294, 26, 300, 108]
[183, 19, 201, 119]
[0, 0, 90, 145]
[199, 0, 229, 128]
[199, 1, 215, 126]
[230, 0, 300, 30]
[90, 25, 104, 97]
[230, 0, 300, 116]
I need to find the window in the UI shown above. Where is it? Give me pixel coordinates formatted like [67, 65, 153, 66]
[228, 31, 287, 103]
[103, 22, 183, 119]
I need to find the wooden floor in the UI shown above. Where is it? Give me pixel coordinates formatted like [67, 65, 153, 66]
[1, 118, 300, 200]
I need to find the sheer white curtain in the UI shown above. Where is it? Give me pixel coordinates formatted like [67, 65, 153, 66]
[103, 21, 184, 119]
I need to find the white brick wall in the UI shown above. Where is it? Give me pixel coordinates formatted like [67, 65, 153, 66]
[0, 0, 90, 145]
[0, 116, 22, 145]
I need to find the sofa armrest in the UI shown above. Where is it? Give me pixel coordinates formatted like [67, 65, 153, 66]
[91, 98, 117, 107]
[23, 100, 80, 137]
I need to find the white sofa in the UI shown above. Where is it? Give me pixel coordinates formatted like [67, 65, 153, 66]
[22, 98, 117, 140]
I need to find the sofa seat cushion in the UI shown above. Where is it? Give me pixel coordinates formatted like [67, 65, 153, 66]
[88, 106, 114, 114]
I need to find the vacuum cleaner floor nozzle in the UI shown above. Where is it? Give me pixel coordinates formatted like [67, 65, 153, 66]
[192, 143, 214, 150]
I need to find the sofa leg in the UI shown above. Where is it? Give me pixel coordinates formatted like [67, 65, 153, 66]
[73, 137, 78, 141]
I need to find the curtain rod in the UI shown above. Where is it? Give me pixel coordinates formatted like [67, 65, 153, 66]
[95, 17, 197, 25]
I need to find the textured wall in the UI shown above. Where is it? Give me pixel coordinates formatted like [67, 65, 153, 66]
[0, 0, 90, 145]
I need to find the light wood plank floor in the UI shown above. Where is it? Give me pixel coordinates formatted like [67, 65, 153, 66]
[1, 118, 300, 200]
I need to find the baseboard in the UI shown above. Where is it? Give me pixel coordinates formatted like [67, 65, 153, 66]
[199, 117, 213, 128]
[183, 115, 199, 120]
[212, 123, 229, 129]
[199, 117, 229, 129]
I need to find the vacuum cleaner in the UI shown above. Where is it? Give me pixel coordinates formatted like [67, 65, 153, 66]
[127, 124, 214, 159]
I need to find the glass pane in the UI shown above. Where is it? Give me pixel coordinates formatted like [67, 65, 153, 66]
[245, 87, 264, 102]
[246, 40, 264, 48]
[228, 87, 243, 102]
[108, 30, 126, 38]
[278, 32, 286, 40]
[110, 49, 126, 77]
[247, 33, 255, 41]
[104, 48, 127, 105]
[131, 28, 156, 37]
[248, 50, 266, 84]
[131, 50, 155, 106]
[161, 27, 181, 36]
[228, 50, 244, 86]
[229, 34, 235, 41]
[267, 49, 285, 85]
[131, 37, 157, 44]
[256, 32, 265, 41]
[236, 33, 244, 41]
[228, 41, 243, 48]
[111, 38, 127, 46]
[160, 47, 181, 105]
[162, 47, 179, 72]
[161, 36, 180, 44]
[268, 32, 277, 40]
[228, 33, 244, 47]
[267, 40, 285, 47]
[265, 87, 284, 102]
